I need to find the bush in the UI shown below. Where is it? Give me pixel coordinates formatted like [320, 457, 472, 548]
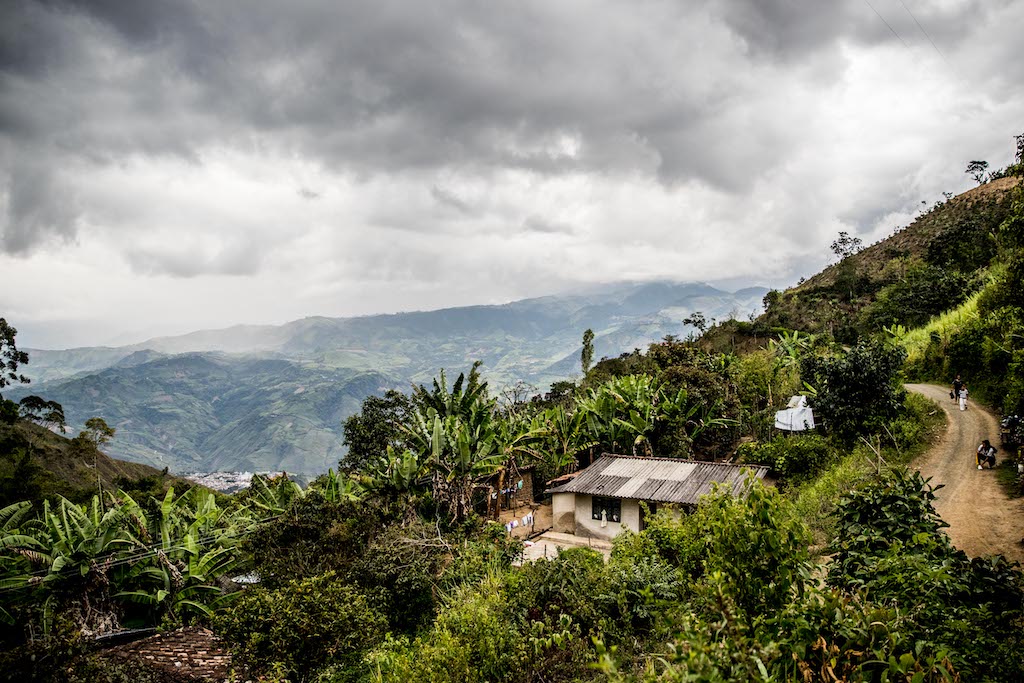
[613, 478, 811, 618]
[737, 434, 835, 481]
[827, 468, 1024, 681]
[214, 572, 386, 681]
[367, 575, 529, 683]
[348, 522, 447, 633]
[800, 340, 906, 442]
[860, 262, 974, 331]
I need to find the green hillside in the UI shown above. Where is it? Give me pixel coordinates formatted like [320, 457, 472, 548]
[0, 419, 190, 507]
[757, 175, 1022, 341]
[9, 354, 397, 474]
[25, 281, 766, 388]
[16, 281, 765, 474]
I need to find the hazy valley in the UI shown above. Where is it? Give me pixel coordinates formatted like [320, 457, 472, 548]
[12, 281, 766, 473]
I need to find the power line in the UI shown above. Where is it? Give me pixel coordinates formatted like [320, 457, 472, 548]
[862, 0, 909, 48]
[0, 515, 281, 596]
[896, 0, 954, 71]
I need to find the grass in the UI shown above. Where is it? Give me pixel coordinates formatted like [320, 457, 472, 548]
[900, 265, 1004, 364]
[995, 455, 1024, 499]
[901, 290, 983, 363]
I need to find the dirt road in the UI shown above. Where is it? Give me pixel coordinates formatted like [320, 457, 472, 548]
[908, 384, 1024, 564]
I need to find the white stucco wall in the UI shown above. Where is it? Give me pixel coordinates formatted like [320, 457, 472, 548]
[552, 492, 576, 534]
[621, 499, 640, 533]
[572, 495, 641, 541]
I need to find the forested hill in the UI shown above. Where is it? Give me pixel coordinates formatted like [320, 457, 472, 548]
[14, 281, 766, 473]
[749, 175, 1023, 342]
[9, 355, 395, 474]
[0, 419, 191, 507]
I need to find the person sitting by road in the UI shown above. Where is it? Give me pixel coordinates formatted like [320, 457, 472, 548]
[977, 439, 997, 469]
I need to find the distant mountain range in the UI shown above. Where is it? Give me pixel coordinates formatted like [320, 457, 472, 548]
[12, 281, 767, 474]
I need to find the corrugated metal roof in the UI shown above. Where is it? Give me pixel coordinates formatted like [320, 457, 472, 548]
[546, 454, 768, 505]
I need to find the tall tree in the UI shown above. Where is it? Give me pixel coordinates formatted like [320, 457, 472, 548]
[0, 318, 30, 396]
[683, 311, 709, 335]
[18, 396, 67, 433]
[81, 417, 115, 449]
[581, 328, 595, 375]
[965, 159, 989, 185]
[76, 417, 116, 499]
[830, 231, 863, 260]
[341, 390, 413, 473]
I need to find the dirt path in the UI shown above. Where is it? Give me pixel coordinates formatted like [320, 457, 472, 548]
[908, 383, 1024, 564]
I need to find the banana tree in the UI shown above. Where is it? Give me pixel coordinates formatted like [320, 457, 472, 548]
[1, 496, 143, 633]
[114, 528, 242, 621]
[0, 501, 38, 624]
[312, 468, 365, 504]
[539, 405, 596, 474]
[243, 474, 303, 514]
[403, 403, 505, 523]
[578, 375, 662, 455]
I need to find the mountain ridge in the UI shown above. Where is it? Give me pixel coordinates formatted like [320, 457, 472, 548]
[16, 280, 767, 474]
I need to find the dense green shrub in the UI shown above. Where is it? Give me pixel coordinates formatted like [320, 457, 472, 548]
[349, 522, 447, 633]
[925, 213, 1001, 272]
[505, 547, 609, 635]
[366, 575, 530, 683]
[613, 478, 811, 618]
[243, 492, 382, 588]
[439, 522, 523, 594]
[801, 340, 906, 442]
[214, 572, 386, 682]
[860, 262, 974, 330]
[828, 468, 1024, 681]
[736, 433, 835, 481]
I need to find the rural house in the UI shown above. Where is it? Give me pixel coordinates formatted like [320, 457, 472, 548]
[546, 454, 768, 541]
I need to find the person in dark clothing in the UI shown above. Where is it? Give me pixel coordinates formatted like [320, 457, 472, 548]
[952, 374, 963, 402]
[976, 439, 997, 469]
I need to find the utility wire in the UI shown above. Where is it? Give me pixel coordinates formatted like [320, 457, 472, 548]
[0, 515, 281, 596]
[896, 0, 954, 71]
[862, 0, 909, 47]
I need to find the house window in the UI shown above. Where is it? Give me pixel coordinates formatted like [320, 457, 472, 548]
[591, 496, 621, 523]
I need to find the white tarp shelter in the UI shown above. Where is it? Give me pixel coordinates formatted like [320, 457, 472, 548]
[774, 395, 815, 431]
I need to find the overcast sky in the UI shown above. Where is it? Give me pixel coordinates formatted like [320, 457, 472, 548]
[2, 0, 1022, 349]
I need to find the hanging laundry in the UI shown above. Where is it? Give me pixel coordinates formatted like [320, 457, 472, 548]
[516, 479, 523, 490]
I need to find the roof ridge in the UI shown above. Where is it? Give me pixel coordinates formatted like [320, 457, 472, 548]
[600, 452, 764, 467]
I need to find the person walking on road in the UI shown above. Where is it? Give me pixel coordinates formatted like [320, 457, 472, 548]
[952, 374, 963, 402]
[977, 439, 997, 469]
[958, 385, 969, 411]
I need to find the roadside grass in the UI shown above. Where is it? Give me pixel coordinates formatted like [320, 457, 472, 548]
[900, 265, 1005, 366]
[995, 457, 1024, 499]
[791, 391, 947, 546]
[902, 291, 983, 364]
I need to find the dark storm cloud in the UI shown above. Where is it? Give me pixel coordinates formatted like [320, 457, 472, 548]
[1, 159, 79, 253]
[0, 0, 1016, 261]
[715, 0, 870, 57]
[714, 0, 984, 59]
